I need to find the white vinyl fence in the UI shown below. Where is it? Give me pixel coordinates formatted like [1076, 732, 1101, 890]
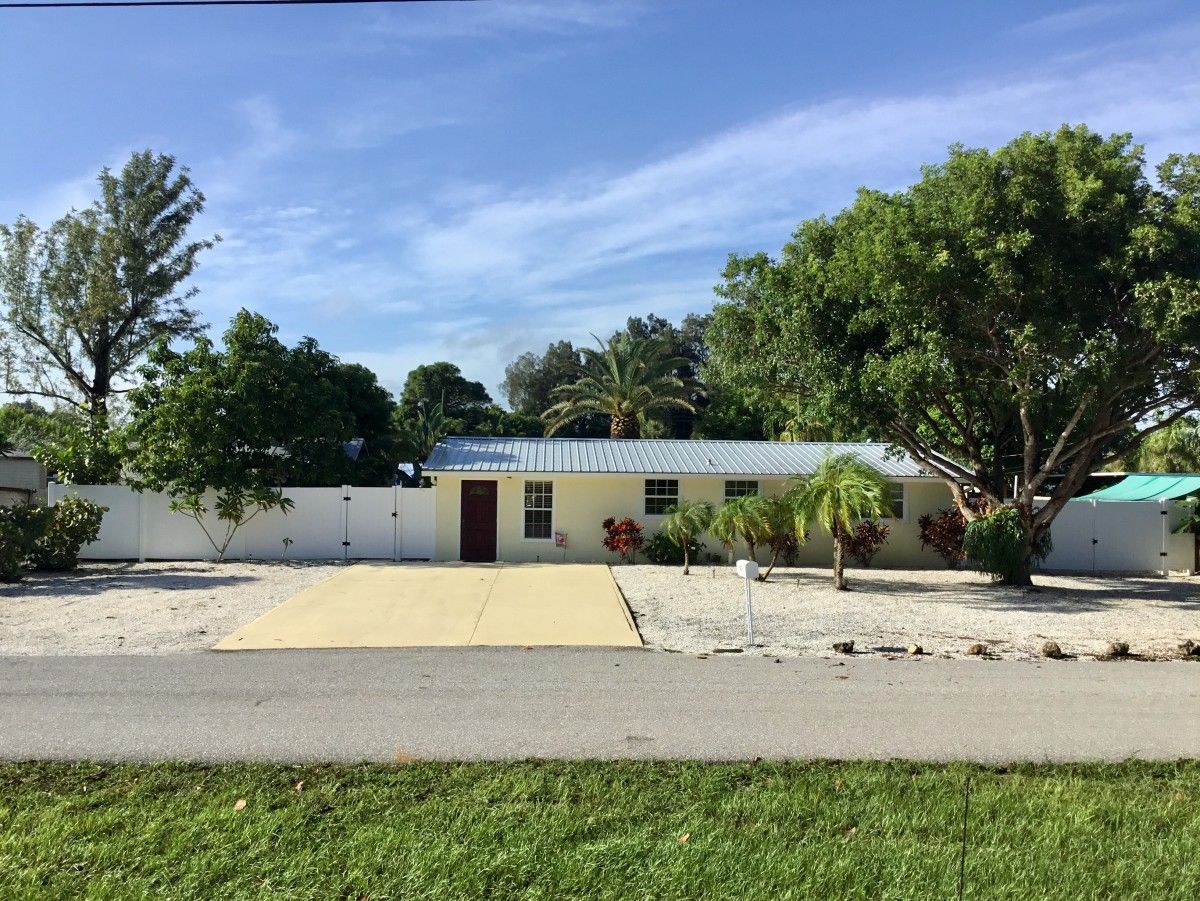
[1038, 498, 1195, 574]
[48, 483, 437, 562]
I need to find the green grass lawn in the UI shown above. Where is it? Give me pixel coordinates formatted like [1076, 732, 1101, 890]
[2, 760, 1198, 900]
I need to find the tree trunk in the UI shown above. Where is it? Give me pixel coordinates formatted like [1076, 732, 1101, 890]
[998, 524, 1039, 587]
[832, 523, 847, 590]
[682, 541, 690, 576]
[610, 414, 640, 438]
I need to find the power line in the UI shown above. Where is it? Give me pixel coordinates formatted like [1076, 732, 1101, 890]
[0, 0, 474, 9]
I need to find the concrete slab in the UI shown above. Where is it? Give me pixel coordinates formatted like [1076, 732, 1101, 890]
[470, 564, 640, 646]
[213, 562, 640, 650]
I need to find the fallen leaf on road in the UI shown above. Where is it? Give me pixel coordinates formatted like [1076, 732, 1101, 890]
[233, 799, 246, 811]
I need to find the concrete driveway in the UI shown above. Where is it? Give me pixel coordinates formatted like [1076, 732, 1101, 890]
[213, 562, 641, 650]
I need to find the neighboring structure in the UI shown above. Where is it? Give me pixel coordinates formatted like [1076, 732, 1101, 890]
[0, 450, 49, 506]
[423, 437, 954, 566]
[1040, 473, 1200, 574]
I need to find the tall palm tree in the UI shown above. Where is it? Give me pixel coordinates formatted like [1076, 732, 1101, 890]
[542, 334, 700, 439]
[795, 452, 893, 590]
[661, 498, 713, 575]
[710, 494, 770, 564]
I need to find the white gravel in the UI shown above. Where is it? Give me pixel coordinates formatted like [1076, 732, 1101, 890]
[613, 564, 1200, 661]
[0, 561, 345, 655]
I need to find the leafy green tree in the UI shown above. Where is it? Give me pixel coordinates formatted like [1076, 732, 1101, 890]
[0, 150, 216, 418]
[661, 498, 714, 574]
[710, 126, 1200, 584]
[32, 414, 125, 484]
[543, 334, 701, 438]
[501, 340, 606, 438]
[709, 494, 771, 564]
[1115, 417, 1200, 473]
[795, 453, 893, 590]
[399, 362, 491, 419]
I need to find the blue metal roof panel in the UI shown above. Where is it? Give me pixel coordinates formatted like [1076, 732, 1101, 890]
[423, 438, 934, 478]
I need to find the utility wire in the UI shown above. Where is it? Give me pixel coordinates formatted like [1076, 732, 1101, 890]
[957, 775, 972, 901]
[0, 0, 473, 9]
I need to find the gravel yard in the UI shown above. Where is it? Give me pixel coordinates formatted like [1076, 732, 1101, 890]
[613, 564, 1200, 661]
[0, 562, 345, 655]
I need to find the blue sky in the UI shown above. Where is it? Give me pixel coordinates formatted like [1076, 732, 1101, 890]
[2, 0, 1199, 402]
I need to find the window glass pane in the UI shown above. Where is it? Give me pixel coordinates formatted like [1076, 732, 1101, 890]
[644, 478, 679, 515]
[889, 483, 905, 519]
[524, 481, 553, 538]
[724, 480, 759, 499]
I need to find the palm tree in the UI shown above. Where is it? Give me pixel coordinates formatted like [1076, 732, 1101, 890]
[709, 494, 770, 564]
[661, 499, 713, 575]
[542, 334, 700, 439]
[759, 489, 806, 581]
[795, 452, 892, 590]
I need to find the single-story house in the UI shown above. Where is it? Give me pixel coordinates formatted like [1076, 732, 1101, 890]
[0, 450, 49, 506]
[423, 437, 955, 566]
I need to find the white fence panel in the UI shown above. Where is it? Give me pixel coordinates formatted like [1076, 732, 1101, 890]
[48, 484, 141, 560]
[242, 488, 348, 560]
[142, 490, 228, 560]
[1040, 498, 1194, 574]
[49, 483, 436, 562]
[346, 487, 397, 559]
[1039, 500, 1096, 572]
[397, 487, 436, 559]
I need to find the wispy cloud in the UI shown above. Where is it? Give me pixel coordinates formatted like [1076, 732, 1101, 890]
[1007, 2, 1139, 38]
[395, 30, 1200, 308]
[365, 0, 650, 41]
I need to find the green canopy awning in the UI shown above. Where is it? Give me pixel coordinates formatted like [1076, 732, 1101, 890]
[1077, 474, 1200, 501]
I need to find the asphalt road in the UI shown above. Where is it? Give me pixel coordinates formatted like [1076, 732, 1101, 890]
[2, 648, 1198, 763]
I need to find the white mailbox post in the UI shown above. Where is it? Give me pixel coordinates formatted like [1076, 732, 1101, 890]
[735, 559, 759, 647]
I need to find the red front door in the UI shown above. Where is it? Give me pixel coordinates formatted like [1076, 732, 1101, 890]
[460, 480, 498, 562]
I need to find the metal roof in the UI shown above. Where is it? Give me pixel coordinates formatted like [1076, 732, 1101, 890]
[423, 437, 933, 478]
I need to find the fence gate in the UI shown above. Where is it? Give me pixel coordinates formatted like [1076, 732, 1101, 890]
[345, 486, 399, 559]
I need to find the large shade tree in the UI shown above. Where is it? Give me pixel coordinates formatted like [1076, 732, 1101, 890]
[542, 334, 701, 439]
[709, 126, 1200, 584]
[0, 150, 216, 418]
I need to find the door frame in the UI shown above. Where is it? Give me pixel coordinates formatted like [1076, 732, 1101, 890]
[459, 479, 499, 562]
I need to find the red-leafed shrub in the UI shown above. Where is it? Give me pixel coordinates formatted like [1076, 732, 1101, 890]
[918, 506, 969, 567]
[846, 519, 890, 567]
[602, 516, 645, 564]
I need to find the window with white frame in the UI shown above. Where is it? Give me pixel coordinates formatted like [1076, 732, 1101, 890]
[888, 483, 906, 520]
[523, 480, 553, 539]
[644, 478, 679, 515]
[724, 479, 759, 499]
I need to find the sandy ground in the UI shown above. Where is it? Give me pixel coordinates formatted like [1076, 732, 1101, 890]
[0, 561, 345, 655]
[613, 564, 1200, 661]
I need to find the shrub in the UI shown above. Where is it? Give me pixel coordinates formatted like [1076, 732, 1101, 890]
[918, 506, 969, 567]
[0, 504, 53, 582]
[601, 516, 644, 564]
[642, 529, 703, 566]
[963, 506, 1051, 582]
[846, 518, 890, 567]
[31, 496, 107, 571]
